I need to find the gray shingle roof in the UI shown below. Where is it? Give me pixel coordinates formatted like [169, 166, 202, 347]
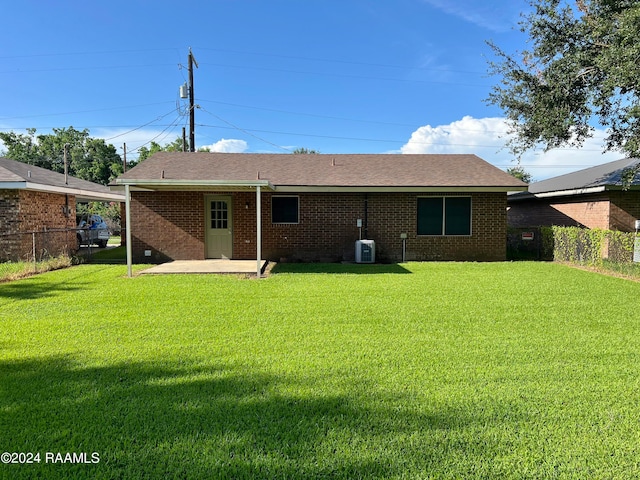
[0, 157, 124, 201]
[115, 152, 527, 190]
[528, 157, 640, 194]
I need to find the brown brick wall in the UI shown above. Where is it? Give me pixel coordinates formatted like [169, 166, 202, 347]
[129, 191, 205, 262]
[550, 197, 610, 230]
[508, 191, 640, 232]
[0, 190, 76, 261]
[608, 191, 640, 231]
[0, 190, 21, 260]
[130, 190, 508, 262]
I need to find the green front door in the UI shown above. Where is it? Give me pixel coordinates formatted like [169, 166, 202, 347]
[205, 196, 233, 259]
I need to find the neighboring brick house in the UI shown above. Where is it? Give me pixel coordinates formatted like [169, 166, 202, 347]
[0, 157, 124, 261]
[113, 152, 526, 265]
[508, 158, 640, 231]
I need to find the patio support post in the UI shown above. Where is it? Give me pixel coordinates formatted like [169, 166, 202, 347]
[256, 185, 262, 278]
[125, 184, 133, 278]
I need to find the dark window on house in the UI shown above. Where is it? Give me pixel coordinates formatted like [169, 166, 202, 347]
[417, 197, 471, 235]
[272, 196, 299, 224]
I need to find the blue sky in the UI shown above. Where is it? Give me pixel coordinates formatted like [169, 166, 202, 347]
[0, 0, 620, 180]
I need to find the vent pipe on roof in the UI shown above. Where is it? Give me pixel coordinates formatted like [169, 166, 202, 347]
[161, 170, 165, 179]
[332, 158, 336, 167]
[27, 170, 31, 178]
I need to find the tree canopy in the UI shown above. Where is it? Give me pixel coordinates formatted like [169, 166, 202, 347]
[291, 148, 320, 154]
[0, 127, 123, 185]
[506, 165, 533, 183]
[136, 137, 185, 164]
[488, 0, 640, 165]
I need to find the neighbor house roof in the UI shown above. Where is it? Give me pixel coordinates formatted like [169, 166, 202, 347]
[0, 157, 125, 202]
[510, 158, 640, 201]
[113, 152, 527, 193]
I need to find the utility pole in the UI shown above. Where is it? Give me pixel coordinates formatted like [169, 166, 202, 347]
[188, 48, 198, 152]
[63, 143, 69, 185]
[123, 143, 127, 172]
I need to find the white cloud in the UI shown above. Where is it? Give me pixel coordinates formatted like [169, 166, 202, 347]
[401, 116, 621, 182]
[201, 138, 248, 153]
[421, 0, 521, 32]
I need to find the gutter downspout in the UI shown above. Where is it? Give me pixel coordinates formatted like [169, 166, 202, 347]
[256, 186, 262, 278]
[125, 184, 133, 278]
[364, 194, 369, 239]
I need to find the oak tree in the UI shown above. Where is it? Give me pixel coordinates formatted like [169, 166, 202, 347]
[488, 0, 640, 181]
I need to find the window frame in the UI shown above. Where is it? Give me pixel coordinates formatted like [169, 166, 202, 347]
[271, 195, 300, 224]
[416, 196, 472, 236]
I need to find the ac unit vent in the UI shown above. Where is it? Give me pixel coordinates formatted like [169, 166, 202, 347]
[355, 240, 375, 263]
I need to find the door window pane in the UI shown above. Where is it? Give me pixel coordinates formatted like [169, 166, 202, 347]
[211, 201, 228, 229]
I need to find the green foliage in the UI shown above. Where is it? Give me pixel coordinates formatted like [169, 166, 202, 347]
[488, 0, 640, 173]
[506, 165, 533, 183]
[0, 127, 123, 185]
[2, 263, 640, 478]
[552, 226, 636, 265]
[540, 225, 555, 259]
[506, 226, 554, 260]
[77, 201, 121, 223]
[292, 147, 320, 154]
[135, 137, 185, 164]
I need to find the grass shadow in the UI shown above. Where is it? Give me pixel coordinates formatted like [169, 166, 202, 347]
[81, 246, 127, 264]
[0, 265, 110, 301]
[0, 355, 509, 479]
[271, 262, 412, 275]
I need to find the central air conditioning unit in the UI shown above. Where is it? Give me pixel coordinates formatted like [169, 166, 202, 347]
[355, 240, 375, 263]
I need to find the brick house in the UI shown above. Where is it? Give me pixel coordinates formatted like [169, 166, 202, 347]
[0, 157, 124, 261]
[113, 152, 526, 266]
[508, 158, 640, 231]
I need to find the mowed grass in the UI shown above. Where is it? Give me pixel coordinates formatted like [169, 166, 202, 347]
[1, 262, 640, 479]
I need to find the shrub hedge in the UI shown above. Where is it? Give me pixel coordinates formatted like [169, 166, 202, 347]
[552, 226, 637, 266]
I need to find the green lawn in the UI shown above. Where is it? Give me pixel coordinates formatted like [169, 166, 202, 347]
[1, 262, 640, 479]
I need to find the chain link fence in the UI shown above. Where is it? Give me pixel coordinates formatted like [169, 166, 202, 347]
[507, 227, 554, 261]
[0, 227, 112, 280]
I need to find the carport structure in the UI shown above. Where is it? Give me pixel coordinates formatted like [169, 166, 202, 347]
[118, 179, 272, 278]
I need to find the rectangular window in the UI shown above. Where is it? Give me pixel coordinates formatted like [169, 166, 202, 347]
[272, 196, 299, 224]
[417, 197, 471, 236]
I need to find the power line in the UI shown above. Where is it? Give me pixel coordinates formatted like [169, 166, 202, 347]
[198, 108, 291, 152]
[0, 63, 176, 75]
[198, 99, 418, 128]
[102, 108, 182, 142]
[194, 46, 487, 76]
[196, 122, 609, 153]
[0, 101, 174, 121]
[0, 47, 181, 60]
[199, 61, 491, 88]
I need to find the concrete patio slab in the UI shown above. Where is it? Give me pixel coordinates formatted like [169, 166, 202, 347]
[140, 259, 267, 275]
